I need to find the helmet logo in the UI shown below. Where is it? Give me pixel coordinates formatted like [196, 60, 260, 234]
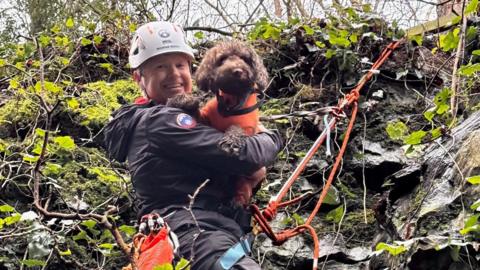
[158, 30, 170, 38]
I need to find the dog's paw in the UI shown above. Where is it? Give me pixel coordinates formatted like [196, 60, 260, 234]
[166, 94, 200, 117]
[218, 125, 247, 156]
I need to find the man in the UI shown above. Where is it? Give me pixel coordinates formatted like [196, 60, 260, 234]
[103, 21, 283, 269]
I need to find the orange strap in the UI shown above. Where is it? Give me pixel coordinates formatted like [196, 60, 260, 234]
[251, 39, 403, 270]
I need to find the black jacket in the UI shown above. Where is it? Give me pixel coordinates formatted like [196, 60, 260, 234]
[104, 101, 283, 217]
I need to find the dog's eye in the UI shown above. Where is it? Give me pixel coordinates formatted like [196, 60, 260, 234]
[218, 55, 228, 63]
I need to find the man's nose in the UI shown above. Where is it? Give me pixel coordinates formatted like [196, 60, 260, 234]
[167, 65, 180, 77]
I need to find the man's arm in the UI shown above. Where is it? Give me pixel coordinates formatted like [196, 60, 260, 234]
[145, 107, 283, 175]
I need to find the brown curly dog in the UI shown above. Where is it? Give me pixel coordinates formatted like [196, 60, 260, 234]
[195, 40, 270, 207]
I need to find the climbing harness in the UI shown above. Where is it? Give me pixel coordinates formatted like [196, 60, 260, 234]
[250, 39, 404, 270]
[214, 234, 254, 270]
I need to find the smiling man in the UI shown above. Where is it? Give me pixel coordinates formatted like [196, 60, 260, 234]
[104, 21, 283, 270]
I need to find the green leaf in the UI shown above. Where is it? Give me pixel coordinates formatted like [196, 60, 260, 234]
[465, 0, 478, 14]
[403, 130, 427, 145]
[81, 37, 92, 46]
[386, 121, 409, 141]
[323, 186, 340, 205]
[458, 63, 480, 76]
[54, 136, 76, 151]
[99, 63, 114, 73]
[465, 213, 480, 227]
[431, 127, 443, 140]
[23, 154, 39, 163]
[0, 205, 14, 212]
[375, 242, 407, 256]
[439, 28, 460, 52]
[470, 199, 480, 211]
[362, 4, 372, 12]
[93, 35, 103, 45]
[473, 50, 480, 56]
[66, 17, 74, 28]
[153, 264, 174, 270]
[98, 243, 115, 250]
[4, 213, 21, 225]
[59, 249, 72, 256]
[175, 258, 190, 270]
[194, 32, 204, 39]
[81, 220, 97, 229]
[292, 213, 305, 225]
[467, 175, 480, 184]
[20, 259, 46, 267]
[119, 225, 136, 236]
[325, 205, 344, 223]
[0, 59, 6, 68]
[349, 33, 358, 43]
[434, 88, 451, 106]
[58, 57, 70, 66]
[423, 109, 435, 122]
[315, 41, 325, 48]
[436, 104, 450, 115]
[409, 34, 423, 46]
[44, 162, 62, 176]
[325, 49, 336, 59]
[73, 230, 91, 241]
[303, 25, 314, 35]
[460, 224, 480, 235]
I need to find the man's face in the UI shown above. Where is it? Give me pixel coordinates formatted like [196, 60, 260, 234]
[137, 53, 192, 104]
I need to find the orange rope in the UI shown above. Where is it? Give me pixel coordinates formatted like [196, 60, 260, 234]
[251, 39, 403, 270]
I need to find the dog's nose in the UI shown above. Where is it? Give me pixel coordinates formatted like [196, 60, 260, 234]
[233, 68, 243, 77]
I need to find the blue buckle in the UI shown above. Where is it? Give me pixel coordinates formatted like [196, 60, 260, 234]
[217, 237, 251, 270]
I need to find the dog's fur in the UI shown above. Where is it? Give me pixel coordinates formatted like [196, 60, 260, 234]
[167, 41, 270, 206]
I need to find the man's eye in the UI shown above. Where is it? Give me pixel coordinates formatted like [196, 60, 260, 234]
[156, 65, 164, 69]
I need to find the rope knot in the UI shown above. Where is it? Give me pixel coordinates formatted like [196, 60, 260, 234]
[262, 201, 278, 221]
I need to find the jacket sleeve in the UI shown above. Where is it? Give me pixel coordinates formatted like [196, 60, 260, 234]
[145, 107, 283, 175]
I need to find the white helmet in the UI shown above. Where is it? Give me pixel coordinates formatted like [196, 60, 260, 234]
[128, 21, 194, 69]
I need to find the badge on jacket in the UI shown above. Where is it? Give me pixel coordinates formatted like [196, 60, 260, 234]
[176, 113, 196, 128]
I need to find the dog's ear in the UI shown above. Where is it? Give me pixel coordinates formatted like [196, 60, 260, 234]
[195, 47, 219, 92]
[252, 51, 269, 92]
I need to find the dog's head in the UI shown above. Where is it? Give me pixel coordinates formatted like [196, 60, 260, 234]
[195, 41, 269, 96]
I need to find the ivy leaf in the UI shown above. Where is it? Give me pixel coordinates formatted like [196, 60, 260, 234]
[349, 33, 358, 43]
[408, 34, 423, 46]
[292, 213, 305, 225]
[458, 63, 480, 76]
[59, 249, 72, 256]
[472, 50, 480, 56]
[99, 63, 114, 73]
[54, 136, 76, 151]
[439, 28, 460, 52]
[44, 162, 62, 176]
[403, 130, 427, 145]
[0, 205, 15, 212]
[81, 37, 92, 46]
[0, 59, 5, 68]
[51, 24, 61, 34]
[315, 41, 325, 48]
[325, 49, 336, 59]
[465, 0, 478, 15]
[431, 127, 442, 140]
[81, 219, 97, 229]
[175, 258, 190, 270]
[325, 205, 344, 223]
[436, 104, 450, 115]
[119, 225, 136, 237]
[9, 78, 20, 89]
[93, 35, 103, 45]
[65, 17, 74, 28]
[303, 25, 314, 35]
[98, 243, 115, 250]
[23, 154, 40, 163]
[323, 186, 340, 205]
[467, 175, 480, 184]
[4, 213, 21, 225]
[470, 199, 480, 211]
[20, 259, 46, 267]
[376, 242, 407, 256]
[465, 213, 480, 228]
[423, 109, 435, 122]
[386, 121, 409, 141]
[194, 32, 204, 39]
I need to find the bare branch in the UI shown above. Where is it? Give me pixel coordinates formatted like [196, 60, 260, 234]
[184, 26, 233, 36]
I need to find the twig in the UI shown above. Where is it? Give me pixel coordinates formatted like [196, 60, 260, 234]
[450, 1, 467, 122]
[184, 26, 233, 36]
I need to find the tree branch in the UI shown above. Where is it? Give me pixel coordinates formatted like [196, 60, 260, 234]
[184, 26, 233, 36]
